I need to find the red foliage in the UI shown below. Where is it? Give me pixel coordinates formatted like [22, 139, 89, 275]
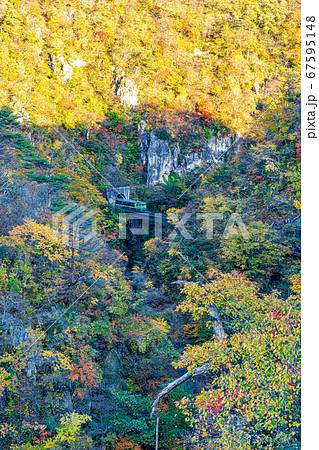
[32, 431, 52, 445]
[206, 396, 225, 414]
[271, 309, 283, 322]
[67, 358, 100, 389]
[131, 313, 143, 323]
[115, 125, 124, 133]
[95, 127, 119, 147]
[130, 163, 144, 173]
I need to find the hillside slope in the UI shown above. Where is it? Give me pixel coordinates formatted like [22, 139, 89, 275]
[0, 1, 300, 449]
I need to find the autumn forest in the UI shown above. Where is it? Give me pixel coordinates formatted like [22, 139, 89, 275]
[0, 0, 300, 449]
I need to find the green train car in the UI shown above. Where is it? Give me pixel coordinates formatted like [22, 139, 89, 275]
[115, 199, 147, 210]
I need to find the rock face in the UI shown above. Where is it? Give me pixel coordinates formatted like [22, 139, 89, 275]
[114, 68, 139, 108]
[139, 124, 237, 186]
[4, 317, 43, 378]
[48, 55, 87, 81]
[13, 99, 30, 124]
[140, 130, 180, 186]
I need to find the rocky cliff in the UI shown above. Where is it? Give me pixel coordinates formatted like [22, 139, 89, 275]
[139, 124, 238, 186]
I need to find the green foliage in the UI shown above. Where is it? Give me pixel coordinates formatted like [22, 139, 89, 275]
[220, 221, 285, 288]
[104, 391, 154, 447]
[155, 129, 171, 141]
[0, 106, 20, 129]
[0, 107, 68, 210]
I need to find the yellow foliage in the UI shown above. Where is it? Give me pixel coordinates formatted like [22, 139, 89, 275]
[148, 317, 170, 335]
[9, 219, 75, 263]
[174, 272, 301, 448]
[42, 350, 73, 371]
[294, 199, 301, 210]
[43, 413, 91, 448]
[114, 438, 142, 450]
[59, 164, 106, 211]
[0, 0, 300, 133]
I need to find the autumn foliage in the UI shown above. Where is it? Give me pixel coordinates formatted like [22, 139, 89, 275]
[0, 0, 300, 448]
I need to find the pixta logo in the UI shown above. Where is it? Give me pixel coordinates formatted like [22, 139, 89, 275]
[118, 212, 250, 240]
[52, 203, 98, 248]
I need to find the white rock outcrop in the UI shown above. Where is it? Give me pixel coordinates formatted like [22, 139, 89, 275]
[139, 124, 238, 186]
[55, 56, 87, 81]
[114, 68, 139, 108]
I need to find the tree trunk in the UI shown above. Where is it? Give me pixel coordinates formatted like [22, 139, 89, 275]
[207, 305, 227, 341]
[151, 299, 226, 417]
[155, 416, 159, 450]
[151, 364, 210, 417]
[47, 153, 53, 209]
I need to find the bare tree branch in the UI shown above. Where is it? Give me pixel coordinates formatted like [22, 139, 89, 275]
[151, 364, 210, 417]
[151, 281, 227, 417]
